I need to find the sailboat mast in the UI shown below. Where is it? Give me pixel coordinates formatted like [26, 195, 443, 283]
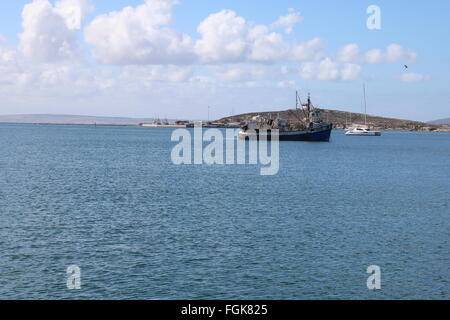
[363, 83, 367, 127]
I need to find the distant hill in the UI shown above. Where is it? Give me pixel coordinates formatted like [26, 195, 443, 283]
[0, 114, 159, 125]
[2, 112, 449, 132]
[428, 118, 450, 125]
[219, 109, 450, 132]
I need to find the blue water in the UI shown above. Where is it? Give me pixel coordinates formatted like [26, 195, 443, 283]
[0, 123, 449, 300]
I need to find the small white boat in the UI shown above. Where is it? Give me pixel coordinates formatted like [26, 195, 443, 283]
[345, 84, 382, 137]
[346, 127, 381, 136]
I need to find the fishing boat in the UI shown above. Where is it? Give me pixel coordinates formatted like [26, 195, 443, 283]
[238, 92, 333, 141]
[346, 84, 381, 136]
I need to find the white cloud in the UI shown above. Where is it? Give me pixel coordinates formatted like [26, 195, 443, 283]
[55, 0, 94, 29]
[316, 58, 340, 81]
[195, 10, 301, 64]
[280, 66, 289, 74]
[365, 48, 383, 64]
[365, 44, 417, 64]
[189, 75, 214, 84]
[386, 44, 405, 62]
[85, 0, 196, 65]
[290, 38, 324, 62]
[299, 58, 361, 81]
[0, 44, 119, 94]
[270, 8, 303, 34]
[0, 34, 6, 42]
[277, 80, 297, 88]
[397, 72, 431, 82]
[208, 64, 268, 82]
[0, 47, 22, 85]
[248, 26, 288, 62]
[0, 47, 18, 71]
[0, 46, 42, 88]
[40, 66, 71, 85]
[195, 10, 251, 63]
[120, 65, 195, 85]
[38, 64, 101, 88]
[336, 43, 359, 63]
[84, 4, 317, 66]
[300, 58, 337, 81]
[83, 2, 357, 76]
[340, 63, 361, 81]
[19, 0, 93, 62]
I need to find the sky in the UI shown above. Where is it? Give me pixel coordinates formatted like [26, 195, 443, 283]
[0, 0, 449, 121]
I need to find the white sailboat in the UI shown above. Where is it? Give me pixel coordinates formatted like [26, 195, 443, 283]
[346, 126, 381, 136]
[346, 84, 381, 136]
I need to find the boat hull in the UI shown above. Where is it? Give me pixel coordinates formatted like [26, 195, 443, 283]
[239, 126, 333, 142]
[345, 131, 381, 136]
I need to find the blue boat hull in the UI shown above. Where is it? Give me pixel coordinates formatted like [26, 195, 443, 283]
[279, 127, 333, 142]
[241, 125, 333, 142]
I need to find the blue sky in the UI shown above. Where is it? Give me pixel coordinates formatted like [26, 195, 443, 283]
[0, 0, 449, 121]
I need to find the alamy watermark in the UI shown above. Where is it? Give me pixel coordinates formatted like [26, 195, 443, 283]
[64, 264, 382, 292]
[367, 5, 381, 30]
[66, 265, 81, 290]
[170, 124, 280, 176]
[366, 265, 382, 290]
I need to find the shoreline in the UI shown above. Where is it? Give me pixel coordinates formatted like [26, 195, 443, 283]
[0, 121, 449, 132]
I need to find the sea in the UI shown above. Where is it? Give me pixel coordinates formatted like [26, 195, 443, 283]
[0, 123, 448, 299]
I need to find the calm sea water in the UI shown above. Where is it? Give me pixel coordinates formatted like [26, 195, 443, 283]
[0, 123, 449, 300]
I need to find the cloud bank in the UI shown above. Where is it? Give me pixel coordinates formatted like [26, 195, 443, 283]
[0, 0, 423, 96]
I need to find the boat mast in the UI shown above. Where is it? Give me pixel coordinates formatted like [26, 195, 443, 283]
[363, 83, 367, 127]
[308, 93, 312, 123]
[307, 93, 311, 113]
